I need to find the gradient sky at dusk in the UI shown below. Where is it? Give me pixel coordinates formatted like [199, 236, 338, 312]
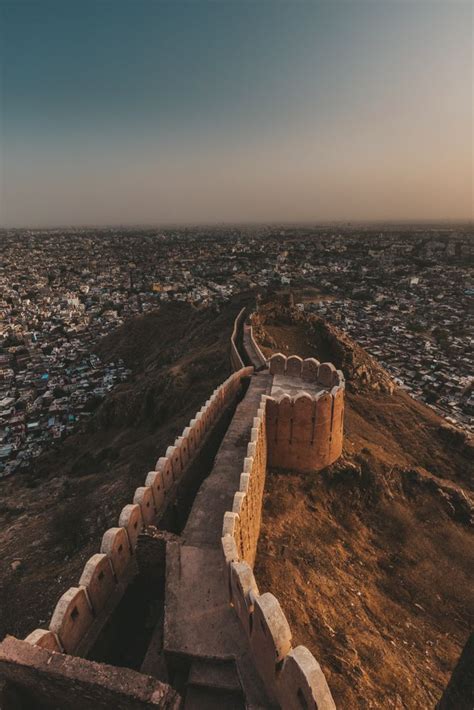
[0, 0, 472, 226]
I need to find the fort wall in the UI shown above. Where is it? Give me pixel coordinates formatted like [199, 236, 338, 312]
[230, 307, 246, 371]
[23, 365, 253, 659]
[267, 353, 344, 472]
[242, 320, 267, 370]
[220, 393, 336, 709]
[7, 310, 342, 708]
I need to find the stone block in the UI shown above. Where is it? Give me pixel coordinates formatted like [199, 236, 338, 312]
[232, 491, 246, 516]
[221, 534, 239, 565]
[183, 425, 196, 455]
[286, 355, 303, 378]
[229, 561, 259, 637]
[278, 645, 336, 710]
[239, 472, 250, 492]
[247, 441, 257, 458]
[165, 445, 182, 480]
[243, 456, 253, 474]
[276, 394, 293, 445]
[100, 527, 132, 580]
[313, 391, 332, 467]
[118, 503, 143, 551]
[302, 357, 320, 382]
[0, 635, 181, 709]
[133, 486, 157, 526]
[175, 435, 190, 469]
[49, 587, 94, 655]
[318, 362, 336, 388]
[269, 353, 286, 375]
[155, 456, 173, 491]
[24, 629, 62, 653]
[79, 553, 116, 615]
[145, 470, 165, 511]
[250, 592, 292, 700]
[222, 511, 239, 538]
[293, 393, 315, 446]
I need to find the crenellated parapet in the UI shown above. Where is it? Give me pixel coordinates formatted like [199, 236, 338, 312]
[10, 313, 343, 708]
[230, 307, 246, 371]
[266, 353, 345, 473]
[23, 366, 254, 658]
[220, 393, 336, 709]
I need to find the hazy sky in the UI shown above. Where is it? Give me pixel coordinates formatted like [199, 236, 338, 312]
[0, 0, 472, 226]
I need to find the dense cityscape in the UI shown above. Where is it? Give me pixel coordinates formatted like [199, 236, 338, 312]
[0, 224, 472, 477]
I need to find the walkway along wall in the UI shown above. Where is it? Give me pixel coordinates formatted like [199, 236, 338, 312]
[221, 393, 336, 710]
[230, 307, 246, 371]
[22, 366, 254, 660]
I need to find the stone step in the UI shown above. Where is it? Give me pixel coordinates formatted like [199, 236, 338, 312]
[184, 685, 245, 710]
[188, 658, 241, 692]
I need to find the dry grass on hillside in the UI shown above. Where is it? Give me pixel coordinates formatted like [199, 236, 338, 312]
[253, 310, 473, 709]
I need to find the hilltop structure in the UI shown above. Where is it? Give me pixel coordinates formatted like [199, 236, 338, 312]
[0, 309, 344, 709]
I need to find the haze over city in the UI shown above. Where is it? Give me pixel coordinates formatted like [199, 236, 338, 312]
[1, 0, 472, 227]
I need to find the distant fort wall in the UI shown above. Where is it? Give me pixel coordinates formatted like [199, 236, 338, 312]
[23, 365, 254, 658]
[230, 307, 246, 371]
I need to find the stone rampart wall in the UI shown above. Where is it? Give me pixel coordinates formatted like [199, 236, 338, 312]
[220, 395, 336, 709]
[222, 394, 267, 567]
[242, 321, 267, 370]
[230, 307, 246, 371]
[267, 354, 344, 473]
[23, 366, 253, 658]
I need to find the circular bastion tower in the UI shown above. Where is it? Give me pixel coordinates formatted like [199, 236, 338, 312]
[265, 353, 344, 473]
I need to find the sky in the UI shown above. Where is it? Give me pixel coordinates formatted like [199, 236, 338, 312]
[0, 0, 472, 227]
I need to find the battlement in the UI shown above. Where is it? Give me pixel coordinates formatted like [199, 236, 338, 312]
[20, 365, 253, 660]
[1, 308, 343, 708]
[220, 390, 336, 709]
[266, 353, 345, 473]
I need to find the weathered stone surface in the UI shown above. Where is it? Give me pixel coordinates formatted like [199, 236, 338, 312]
[285, 355, 303, 378]
[49, 587, 94, 654]
[155, 456, 173, 491]
[221, 534, 239, 565]
[145, 470, 165, 511]
[100, 527, 132, 580]
[79, 553, 116, 615]
[24, 629, 62, 653]
[302, 357, 320, 382]
[250, 593, 292, 701]
[165, 445, 182, 480]
[0, 636, 181, 710]
[118, 503, 144, 551]
[318, 362, 336, 387]
[133, 486, 157, 526]
[229, 562, 259, 638]
[278, 645, 336, 710]
[269, 353, 286, 375]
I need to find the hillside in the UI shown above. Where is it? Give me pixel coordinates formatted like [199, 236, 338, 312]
[0, 299, 249, 640]
[0, 295, 472, 709]
[252, 299, 473, 709]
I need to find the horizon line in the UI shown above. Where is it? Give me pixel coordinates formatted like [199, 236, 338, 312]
[1, 218, 473, 231]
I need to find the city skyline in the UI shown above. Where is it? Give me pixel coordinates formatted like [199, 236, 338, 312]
[1, 0, 472, 227]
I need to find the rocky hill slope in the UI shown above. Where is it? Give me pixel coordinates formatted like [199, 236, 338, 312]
[252, 298, 473, 709]
[0, 295, 471, 710]
[0, 299, 249, 640]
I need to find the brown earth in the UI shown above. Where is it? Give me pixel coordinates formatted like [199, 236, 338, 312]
[1, 294, 472, 710]
[253, 301, 473, 709]
[0, 299, 251, 640]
